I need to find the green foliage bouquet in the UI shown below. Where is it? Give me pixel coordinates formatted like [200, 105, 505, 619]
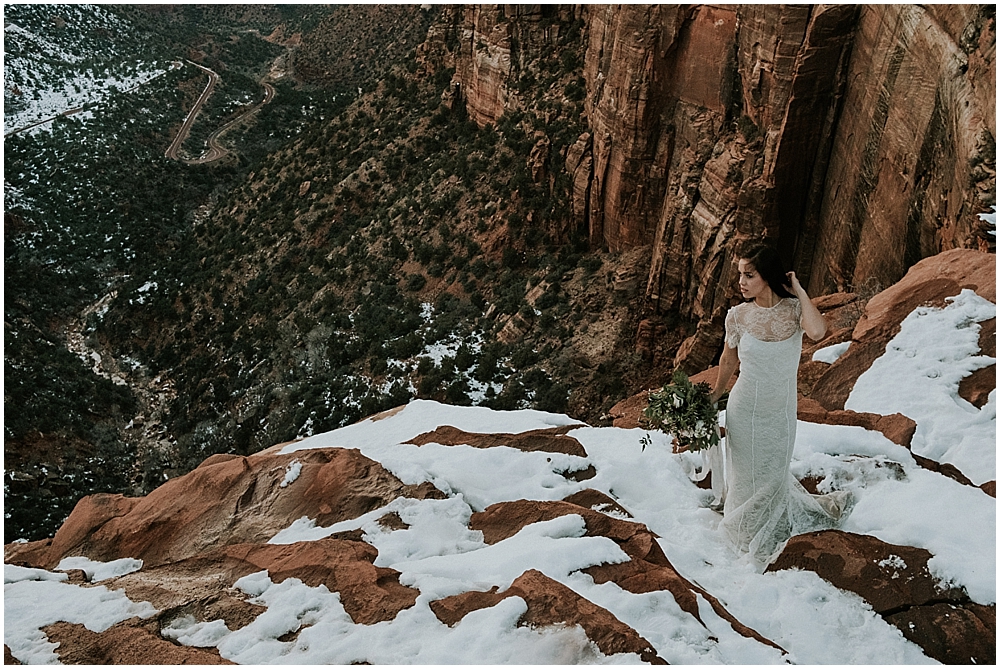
[643, 370, 727, 452]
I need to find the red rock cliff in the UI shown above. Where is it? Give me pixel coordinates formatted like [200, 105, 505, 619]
[436, 5, 994, 370]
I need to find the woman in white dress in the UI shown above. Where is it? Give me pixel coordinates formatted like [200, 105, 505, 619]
[710, 243, 853, 567]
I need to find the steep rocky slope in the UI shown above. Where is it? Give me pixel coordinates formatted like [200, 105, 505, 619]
[5, 249, 994, 664]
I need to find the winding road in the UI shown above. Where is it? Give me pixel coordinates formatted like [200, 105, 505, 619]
[164, 60, 219, 161]
[165, 60, 275, 164]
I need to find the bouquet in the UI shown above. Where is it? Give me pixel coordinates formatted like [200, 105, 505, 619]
[642, 370, 727, 452]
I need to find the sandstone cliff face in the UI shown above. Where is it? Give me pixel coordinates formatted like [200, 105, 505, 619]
[440, 4, 994, 372]
[810, 5, 996, 294]
[427, 5, 584, 127]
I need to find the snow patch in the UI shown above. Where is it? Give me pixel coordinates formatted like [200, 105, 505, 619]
[812, 341, 851, 364]
[980, 206, 996, 237]
[279, 460, 302, 488]
[846, 289, 996, 484]
[4, 579, 156, 664]
[56, 556, 143, 582]
[4, 565, 68, 585]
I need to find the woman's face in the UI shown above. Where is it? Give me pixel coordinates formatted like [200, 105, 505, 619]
[737, 259, 769, 301]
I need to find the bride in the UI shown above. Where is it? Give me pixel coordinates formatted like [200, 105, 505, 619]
[709, 242, 853, 567]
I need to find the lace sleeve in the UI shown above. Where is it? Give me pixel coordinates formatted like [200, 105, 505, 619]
[793, 298, 803, 332]
[725, 306, 741, 349]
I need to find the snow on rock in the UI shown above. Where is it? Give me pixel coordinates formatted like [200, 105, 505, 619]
[847, 289, 996, 485]
[4, 564, 68, 584]
[208, 570, 641, 665]
[809, 247, 995, 411]
[279, 459, 302, 488]
[429, 568, 664, 663]
[769, 531, 994, 663]
[4, 578, 156, 664]
[3, 398, 974, 663]
[564, 424, 936, 665]
[31, 448, 442, 569]
[283, 399, 582, 454]
[281, 401, 588, 510]
[843, 466, 995, 604]
[812, 340, 850, 364]
[56, 556, 143, 582]
[771, 530, 962, 613]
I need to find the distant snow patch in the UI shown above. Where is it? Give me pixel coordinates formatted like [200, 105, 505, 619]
[980, 206, 996, 237]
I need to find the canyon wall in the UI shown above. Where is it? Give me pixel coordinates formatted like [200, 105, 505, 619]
[810, 4, 996, 294]
[440, 4, 995, 371]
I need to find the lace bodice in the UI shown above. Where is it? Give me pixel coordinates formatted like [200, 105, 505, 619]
[725, 298, 803, 348]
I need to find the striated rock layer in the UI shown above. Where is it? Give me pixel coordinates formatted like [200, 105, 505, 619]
[436, 5, 994, 370]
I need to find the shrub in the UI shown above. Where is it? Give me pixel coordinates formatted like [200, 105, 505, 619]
[445, 379, 472, 405]
[454, 344, 475, 371]
[580, 255, 602, 274]
[510, 345, 537, 368]
[405, 273, 427, 291]
[535, 289, 558, 310]
[501, 247, 522, 268]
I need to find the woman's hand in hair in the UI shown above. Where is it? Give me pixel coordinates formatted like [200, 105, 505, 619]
[787, 272, 827, 341]
[784, 271, 805, 298]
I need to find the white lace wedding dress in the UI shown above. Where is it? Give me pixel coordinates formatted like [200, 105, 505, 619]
[718, 297, 853, 567]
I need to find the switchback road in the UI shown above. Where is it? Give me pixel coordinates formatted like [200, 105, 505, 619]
[165, 60, 275, 165]
[164, 60, 220, 161]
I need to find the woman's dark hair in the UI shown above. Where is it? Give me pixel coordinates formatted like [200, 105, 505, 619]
[736, 241, 793, 298]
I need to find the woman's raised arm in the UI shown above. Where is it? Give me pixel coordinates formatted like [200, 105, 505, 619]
[786, 271, 827, 341]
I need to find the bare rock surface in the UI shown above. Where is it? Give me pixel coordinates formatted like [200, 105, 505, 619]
[958, 317, 996, 408]
[440, 5, 993, 354]
[430, 569, 668, 664]
[769, 531, 965, 613]
[812, 6, 995, 293]
[406, 424, 587, 456]
[4, 538, 54, 568]
[607, 390, 651, 429]
[44, 619, 233, 665]
[561, 488, 633, 518]
[796, 398, 917, 448]
[770, 530, 995, 665]
[884, 602, 997, 665]
[34, 448, 440, 569]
